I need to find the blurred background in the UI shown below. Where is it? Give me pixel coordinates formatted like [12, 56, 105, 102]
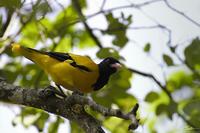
[0, 0, 200, 132]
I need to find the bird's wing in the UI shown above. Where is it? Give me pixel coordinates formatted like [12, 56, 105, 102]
[47, 52, 73, 62]
[46, 52, 93, 72]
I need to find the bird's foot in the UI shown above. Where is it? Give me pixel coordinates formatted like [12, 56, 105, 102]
[72, 90, 84, 96]
[55, 84, 66, 97]
[39, 85, 67, 98]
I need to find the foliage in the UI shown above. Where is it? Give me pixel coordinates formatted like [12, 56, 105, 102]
[163, 54, 174, 66]
[12, 107, 50, 131]
[104, 12, 132, 48]
[0, 0, 200, 133]
[143, 43, 151, 52]
[184, 38, 200, 71]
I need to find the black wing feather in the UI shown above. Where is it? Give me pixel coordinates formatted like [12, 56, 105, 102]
[47, 52, 91, 72]
[47, 52, 73, 62]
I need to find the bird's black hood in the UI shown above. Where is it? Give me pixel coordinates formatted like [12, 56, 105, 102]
[92, 57, 121, 91]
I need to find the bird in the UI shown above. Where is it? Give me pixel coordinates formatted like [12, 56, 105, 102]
[11, 43, 122, 93]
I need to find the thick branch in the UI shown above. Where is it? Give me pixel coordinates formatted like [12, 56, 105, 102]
[0, 78, 139, 132]
[0, 78, 103, 133]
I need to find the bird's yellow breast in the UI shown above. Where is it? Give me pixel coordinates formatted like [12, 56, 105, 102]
[50, 63, 98, 92]
[44, 54, 99, 93]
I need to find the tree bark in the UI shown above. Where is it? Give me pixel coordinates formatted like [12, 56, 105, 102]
[0, 77, 139, 132]
[0, 78, 104, 133]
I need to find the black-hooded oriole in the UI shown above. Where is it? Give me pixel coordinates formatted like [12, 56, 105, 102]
[12, 43, 121, 93]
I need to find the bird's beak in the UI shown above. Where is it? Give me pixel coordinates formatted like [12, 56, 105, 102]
[111, 63, 122, 69]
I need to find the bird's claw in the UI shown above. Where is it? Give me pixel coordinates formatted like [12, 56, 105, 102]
[72, 90, 84, 96]
[39, 85, 66, 98]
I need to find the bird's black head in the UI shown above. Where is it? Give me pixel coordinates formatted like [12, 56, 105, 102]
[92, 57, 122, 91]
[99, 57, 121, 74]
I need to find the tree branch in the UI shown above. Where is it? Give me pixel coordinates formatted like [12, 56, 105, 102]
[0, 77, 139, 132]
[0, 78, 103, 133]
[0, 9, 13, 37]
[71, 93, 139, 130]
[71, 0, 103, 48]
[100, 0, 107, 10]
[128, 68, 172, 99]
[87, 0, 163, 19]
[128, 67, 199, 129]
[163, 0, 200, 28]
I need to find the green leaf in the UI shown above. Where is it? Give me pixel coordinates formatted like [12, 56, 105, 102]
[115, 95, 137, 111]
[96, 47, 121, 59]
[126, 15, 132, 25]
[19, 64, 48, 88]
[0, 61, 23, 83]
[33, 112, 49, 131]
[48, 117, 64, 133]
[167, 71, 193, 91]
[144, 43, 151, 52]
[105, 13, 130, 48]
[145, 91, 159, 103]
[2, 61, 49, 88]
[156, 101, 177, 119]
[55, 37, 71, 52]
[169, 46, 176, 53]
[36, 1, 52, 16]
[167, 101, 177, 119]
[19, 22, 40, 48]
[184, 38, 200, 69]
[74, 30, 96, 48]
[53, 5, 77, 37]
[70, 122, 84, 133]
[182, 100, 200, 127]
[0, 0, 21, 9]
[17, 107, 49, 131]
[113, 34, 128, 48]
[39, 18, 57, 38]
[156, 103, 168, 116]
[78, 0, 87, 8]
[163, 54, 174, 66]
[103, 118, 130, 133]
[183, 100, 200, 116]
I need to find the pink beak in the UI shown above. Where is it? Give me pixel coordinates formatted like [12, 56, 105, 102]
[111, 63, 122, 69]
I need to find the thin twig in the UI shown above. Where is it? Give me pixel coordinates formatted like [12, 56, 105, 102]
[177, 112, 198, 131]
[58, 0, 164, 32]
[87, 0, 163, 19]
[128, 67, 200, 129]
[100, 0, 107, 10]
[0, 10, 13, 38]
[163, 0, 200, 28]
[128, 68, 172, 99]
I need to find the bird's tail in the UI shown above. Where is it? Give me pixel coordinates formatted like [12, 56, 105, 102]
[12, 43, 44, 61]
[11, 43, 53, 69]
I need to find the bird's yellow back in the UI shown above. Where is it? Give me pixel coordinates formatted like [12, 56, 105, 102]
[12, 43, 99, 93]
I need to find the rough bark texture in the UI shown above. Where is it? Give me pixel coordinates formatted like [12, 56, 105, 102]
[0, 78, 104, 133]
[0, 77, 139, 133]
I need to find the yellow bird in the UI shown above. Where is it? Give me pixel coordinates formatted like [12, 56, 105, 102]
[12, 43, 121, 93]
